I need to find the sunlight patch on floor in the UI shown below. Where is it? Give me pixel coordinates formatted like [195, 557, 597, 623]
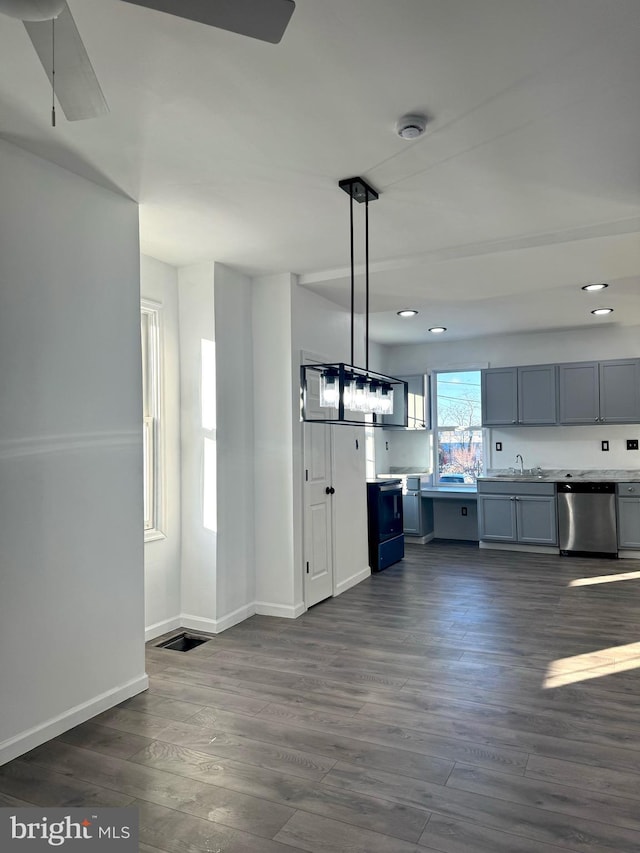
[568, 570, 640, 587]
[544, 642, 640, 688]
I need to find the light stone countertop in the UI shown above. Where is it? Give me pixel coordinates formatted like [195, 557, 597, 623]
[479, 469, 640, 483]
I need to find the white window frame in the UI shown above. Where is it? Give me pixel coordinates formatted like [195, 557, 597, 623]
[141, 299, 165, 541]
[430, 366, 487, 488]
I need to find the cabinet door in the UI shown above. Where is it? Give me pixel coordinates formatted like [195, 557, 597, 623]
[515, 496, 558, 545]
[478, 495, 517, 541]
[558, 362, 600, 424]
[481, 368, 518, 426]
[599, 360, 640, 424]
[381, 374, 427, 429]
[406, 374, 428, 430]
[402, 494, 420, 534]
[518, 365, 557, 425]
[617, 497, 640, 549]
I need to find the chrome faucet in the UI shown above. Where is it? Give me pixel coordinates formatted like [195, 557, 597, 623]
[515, 453, 524, 475]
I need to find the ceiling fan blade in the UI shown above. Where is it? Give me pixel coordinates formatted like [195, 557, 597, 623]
[24, 2, 108, 121]
[120, 0, 295, 44]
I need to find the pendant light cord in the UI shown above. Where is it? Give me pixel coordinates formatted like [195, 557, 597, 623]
[51, 17, 56, 127]
[365, 195, 369, 371]
[349, 188, 355, 366]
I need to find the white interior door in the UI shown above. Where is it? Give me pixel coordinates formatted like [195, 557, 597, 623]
[303, 366, 334, 607]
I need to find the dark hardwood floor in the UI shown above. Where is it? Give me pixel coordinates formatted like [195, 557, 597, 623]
[3, 541, 640, 852]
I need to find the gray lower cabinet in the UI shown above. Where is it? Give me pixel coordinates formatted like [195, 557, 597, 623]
[403, 493, 420, 534]
[478, 481, 558, 545]
[478, 494, 516, 541]
[617, 483, 640, 549]
[403, 493, 434, 537]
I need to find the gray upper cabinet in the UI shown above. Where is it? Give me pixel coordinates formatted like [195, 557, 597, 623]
[558, 362, 600, 424]
[558, 359, 640, 424]
[517, 365, 557, 425]
[599, 360, 640, 423]
[482, 365, 556, 426]
[382, 374, 428, 429]
[481, 368, 517, 425]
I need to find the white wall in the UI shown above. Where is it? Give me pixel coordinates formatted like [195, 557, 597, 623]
[141, 256, 182, 639]
[382, 324, 640, 474]
[213, 264, 255, 628]
[0, 140, 146, 765]
[252, 274, 299, 616]
[178, 263, 218, 630]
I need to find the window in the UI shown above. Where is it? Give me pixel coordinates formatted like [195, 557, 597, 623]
[141, 300, 163, 537]
[432, 370, 484, 485]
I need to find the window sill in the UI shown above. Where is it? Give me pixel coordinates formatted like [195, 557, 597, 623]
[144, 529, 167, 543]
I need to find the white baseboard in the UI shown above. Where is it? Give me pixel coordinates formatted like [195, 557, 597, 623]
[619, 550, 640, 559]
[335, 566, 371, 595]
[405, 532, 435, 545]
[255, 601, 306, 619]
[479, 541, 559, 555]
[0, 674, 148, 767]
[181, 604, 257, 635]
[145, 616, 182, 642]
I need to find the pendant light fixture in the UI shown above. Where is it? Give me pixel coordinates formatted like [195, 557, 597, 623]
[300, 177, 408, 427]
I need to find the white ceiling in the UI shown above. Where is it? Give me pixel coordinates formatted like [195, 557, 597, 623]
[1, 0, 639, 344]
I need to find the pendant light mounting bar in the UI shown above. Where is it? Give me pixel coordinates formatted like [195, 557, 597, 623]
[338, 177, 379, 204]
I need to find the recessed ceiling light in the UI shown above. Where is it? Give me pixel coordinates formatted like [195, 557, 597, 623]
[429, 326, 447, 333]
[591, 308, 613, 315]
[582, 283, 609, 291]
[397, 309, 418, 317]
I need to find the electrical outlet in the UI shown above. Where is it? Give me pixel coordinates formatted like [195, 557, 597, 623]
[495, 442, 502, 451]
[627, 439, 639, 450]
[601, 440, 609, 452]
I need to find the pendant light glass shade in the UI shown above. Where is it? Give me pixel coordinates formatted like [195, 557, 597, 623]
[301, 363, 407, 426]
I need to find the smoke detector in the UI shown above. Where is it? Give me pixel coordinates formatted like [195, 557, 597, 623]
[395, 113, 428, 140]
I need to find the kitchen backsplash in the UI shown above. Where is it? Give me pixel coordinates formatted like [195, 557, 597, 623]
[489, 425, 640, 472]
[376, 423, 640, 476]
[375, 428, 432, 472]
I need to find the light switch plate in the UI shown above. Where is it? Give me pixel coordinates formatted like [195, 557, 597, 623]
[495, 441, 502, 451]
[601, 440, 609, 451]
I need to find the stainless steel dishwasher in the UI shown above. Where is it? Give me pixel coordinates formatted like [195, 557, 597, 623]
[557, 481, 618, 557]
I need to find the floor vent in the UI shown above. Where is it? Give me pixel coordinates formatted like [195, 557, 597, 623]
[156, 633, 209, 652]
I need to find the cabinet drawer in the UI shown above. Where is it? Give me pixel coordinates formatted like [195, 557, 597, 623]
[617, 483, 640, 495]
[478, 481, 556, 496]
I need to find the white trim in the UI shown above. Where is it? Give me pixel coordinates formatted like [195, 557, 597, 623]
[479, 541, 560, 555]
[335, 566, 371, 595]
[0, 431, 139, 461]
[141, 299, 164, 537]
[405, 531, 435, 545]
[255, 601, 306, 619]
[0, 674, 148, 767]
[144, 529, 167, 544]
[145, 616, 182, 642]
[619, 550, 640, 559]
[180, 604, 258, 635]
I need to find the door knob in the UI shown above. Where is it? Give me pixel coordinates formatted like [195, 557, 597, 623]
[325, 486, 335, 495]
